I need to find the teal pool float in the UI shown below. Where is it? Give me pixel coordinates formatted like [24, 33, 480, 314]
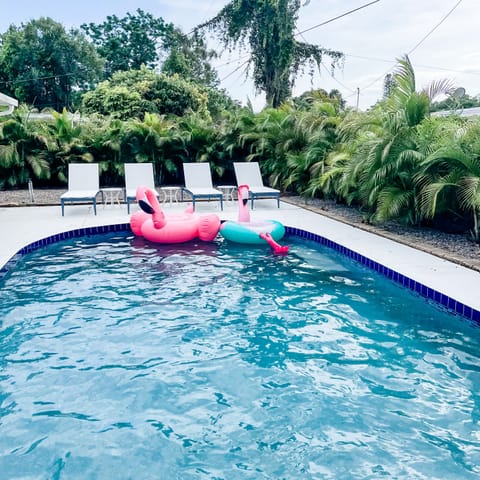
[220, 219, 285, 244]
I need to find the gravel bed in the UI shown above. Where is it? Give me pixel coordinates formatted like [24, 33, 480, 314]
[1, 189, 479, 272]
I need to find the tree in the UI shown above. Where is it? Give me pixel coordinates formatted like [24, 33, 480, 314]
[161, 31, 220, 88]
[81, 67, 210, 120]
[41, 108, 94, 184]
[198, 0, 343, 108]
[430, 91, 480, 113]
[81, 9, 174, 77]
[237, 104, 300, 188]
[0, 18, 104, 111]
[293, 88, 346, 111]
[285, 101, 341, 195]
[383, 73, 396, 99]
[82, 83, 147, 120]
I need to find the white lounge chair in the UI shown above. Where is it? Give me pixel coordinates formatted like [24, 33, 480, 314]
[181, 163, 223, 211]
[125, 163, 158, 214]
[233, 162, 280, 208]
[60, 163, 101, 216]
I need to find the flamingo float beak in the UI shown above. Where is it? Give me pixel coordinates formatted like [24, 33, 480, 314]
[239, 184, 249, 206]
[139, 198, 155, 214]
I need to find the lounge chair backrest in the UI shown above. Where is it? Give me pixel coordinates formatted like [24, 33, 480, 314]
[68, 163, 99, 191]
[125, 163, 155, 191]
[233, 162, 264, 187]
[183, 163, 214, 189]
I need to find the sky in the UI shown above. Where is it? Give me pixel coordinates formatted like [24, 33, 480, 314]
[1, 0, 479, 111]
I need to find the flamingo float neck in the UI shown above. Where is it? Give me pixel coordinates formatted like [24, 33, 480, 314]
[237, 184, 250, 223]
[137, 186, 166, 229]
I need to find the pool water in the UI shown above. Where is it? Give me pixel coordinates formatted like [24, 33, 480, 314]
[1, 234, 479, 479]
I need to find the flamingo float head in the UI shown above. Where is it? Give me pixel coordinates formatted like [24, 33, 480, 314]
[136, 186, 166, 229]
[237, 184, 250, 223]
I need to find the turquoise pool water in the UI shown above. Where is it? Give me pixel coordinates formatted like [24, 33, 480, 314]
[0, 234, 479, 479]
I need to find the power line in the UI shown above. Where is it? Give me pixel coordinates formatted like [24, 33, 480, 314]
[344, 52, 480, 77]
[0, 71, 77, 87]
[319, 62, 356, 93]
[408, 0, 463, 55]
[191, 0, 218, 36]
[220, 59, 250, 82]
[297, 0, 381, 36]
[223, 62, 251, 90]
[215, 53, 250, 69]
[359, 0, 464, 96]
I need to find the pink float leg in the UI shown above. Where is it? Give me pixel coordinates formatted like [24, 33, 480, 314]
[259, 232, 289, 254]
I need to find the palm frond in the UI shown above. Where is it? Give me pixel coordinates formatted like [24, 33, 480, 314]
[422, 78, 455, 101]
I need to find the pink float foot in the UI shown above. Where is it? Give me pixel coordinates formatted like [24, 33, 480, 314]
[259, 232, 289, 254]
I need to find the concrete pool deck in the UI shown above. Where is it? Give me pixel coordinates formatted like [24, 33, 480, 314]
[1, 199, 479, 313]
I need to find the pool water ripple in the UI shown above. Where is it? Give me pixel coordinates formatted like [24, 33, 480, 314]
[0, 234, 480, 479]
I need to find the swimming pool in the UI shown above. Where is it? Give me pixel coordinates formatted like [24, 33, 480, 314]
[1, 233, 479, 479]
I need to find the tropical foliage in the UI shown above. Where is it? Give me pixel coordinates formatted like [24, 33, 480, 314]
[0, 106, 50, 188]
[418, 120, 480, 240]
[311, 56, 457, 225]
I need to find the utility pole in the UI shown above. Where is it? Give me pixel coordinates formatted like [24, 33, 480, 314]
[356, 87, 360, 111]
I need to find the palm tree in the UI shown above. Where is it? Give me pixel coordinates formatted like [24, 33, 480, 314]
[175, 113, 218, 163]
[0, 106, 50, 188]
[123, 112, 178, 185]
[418, 118, 480, 241]
[327, 55, 454, 224]
[88, 116, 126, 186]
[308, 144, 356, 202]
[284, 101, 341, 196]
[238, 104, 300, 189]
[42, 108, 93, 184]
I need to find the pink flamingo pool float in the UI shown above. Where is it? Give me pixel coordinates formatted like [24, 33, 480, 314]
[220, 184, 289, 254]
[130, 186, 221, 243]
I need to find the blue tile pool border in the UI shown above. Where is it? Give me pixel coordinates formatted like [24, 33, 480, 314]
[1, 223, 478, 324]
[285, 226, 480, 323]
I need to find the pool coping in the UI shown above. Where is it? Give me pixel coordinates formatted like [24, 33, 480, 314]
[1, 222, 479, 324]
